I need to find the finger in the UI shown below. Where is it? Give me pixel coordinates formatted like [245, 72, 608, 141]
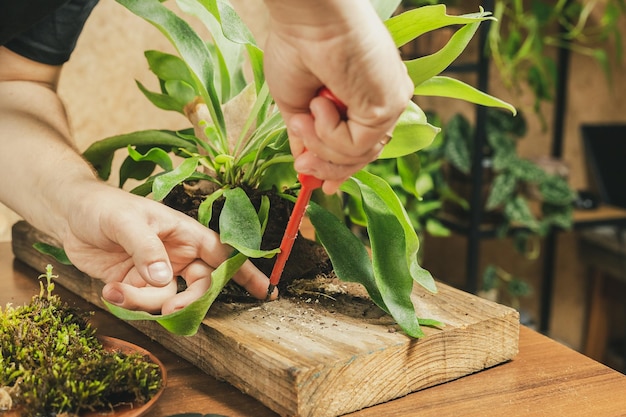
[231, 259, 277, 300]
[294, 152, 368, 182]
[192, 231, 276, 300]
[288, 101, 386, 166]
[309, 97, 394, 161]
[287, 125, 306, 158]
[102, 280, 178, 313]
[161, 261, 214, 314]
[108, 213, 175, 288]
[118, 266, 150, 288]
[308, 125, 387, 164]
[322, 179, 348, 195]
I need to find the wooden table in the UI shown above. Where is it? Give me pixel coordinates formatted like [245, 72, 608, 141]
[2, 242, 626, 417]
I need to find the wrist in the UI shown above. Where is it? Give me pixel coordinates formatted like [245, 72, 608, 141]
[263, 0, 364, 35]
[37, 164, 101, 244]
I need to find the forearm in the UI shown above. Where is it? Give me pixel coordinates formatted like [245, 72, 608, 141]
[0, 79, 99, 242]
[264, 0, 371, 30]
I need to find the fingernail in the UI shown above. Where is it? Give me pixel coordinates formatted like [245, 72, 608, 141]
[106, 289, 124, 305]
[148, 261, 172, 285]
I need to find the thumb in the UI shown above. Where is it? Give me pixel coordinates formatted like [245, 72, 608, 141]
[116, 227, 174, 287]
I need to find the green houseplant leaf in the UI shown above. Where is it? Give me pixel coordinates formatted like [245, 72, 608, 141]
[330, 170, 438, 337]
[379, 100, 439, 159]
[405, 19, 483, 86]
[117, 0, 226, 137]
[219, 188, 278, 258]
[152, 157, 201, 201]
[33, 243, 72, 266]
[386, 4, 492, 48]
[83, 129, 195, 181]
[413, 76, 516, 114]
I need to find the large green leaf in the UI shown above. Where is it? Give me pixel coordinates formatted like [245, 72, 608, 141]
[379, 101, 439, 159]
[83, 130, 195, 180]
[307, 200, 387, 313]
[152, 157, 200, 201]
[442, 114, 472, 174]
[127, 146, 173, 172]
[144, 50, 195, 86]
[311, 172, 439, 338]
[350, 171, 437, 294]
[539, 176, 577, 206]
[116, 0, 225, 137]
[136, 79, 187, 113]
[164, 79, 197, 108]
[504, 196, 539, 232]
[414, 76, 516, 114]
[405, 20, 483, 87]
[197, 188, 225, 227]
[386, 5, 492, 48]
[486, 172, 517, 210]
[397, 153, 422, 198]
[33, 243, 72, 266]
[335, 173, 437, 338]
[176, 0, 253, 101]
[219, 188, 278, 258]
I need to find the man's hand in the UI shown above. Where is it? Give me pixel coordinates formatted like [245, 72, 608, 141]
[262, 0, 414, 193]
[62, 184, 276, 314]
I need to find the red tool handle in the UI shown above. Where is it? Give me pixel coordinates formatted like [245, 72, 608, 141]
[266, 88, 346, 297]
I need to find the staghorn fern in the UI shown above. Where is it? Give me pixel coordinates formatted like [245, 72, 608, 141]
[79, 0, 514, 338]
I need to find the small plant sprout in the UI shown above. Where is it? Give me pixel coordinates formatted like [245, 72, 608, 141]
[38, 263, 57, 299]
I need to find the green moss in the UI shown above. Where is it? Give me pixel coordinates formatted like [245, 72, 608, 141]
[0, 265, 162, 416]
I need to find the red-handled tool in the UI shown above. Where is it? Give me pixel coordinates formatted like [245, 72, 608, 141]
[266, 87, 347, 299]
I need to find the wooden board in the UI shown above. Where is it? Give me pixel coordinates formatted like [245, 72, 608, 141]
[12, 220, 519, 417]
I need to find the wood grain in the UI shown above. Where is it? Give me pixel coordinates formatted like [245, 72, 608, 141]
[12, 220, 519, 417]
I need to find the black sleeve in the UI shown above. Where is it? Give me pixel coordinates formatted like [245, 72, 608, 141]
[2, 0, 100, 65]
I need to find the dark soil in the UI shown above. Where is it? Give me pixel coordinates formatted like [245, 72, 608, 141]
[163, 182, 334, 299]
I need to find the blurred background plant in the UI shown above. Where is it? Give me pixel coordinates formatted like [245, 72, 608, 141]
[360, 108, 577, 310]
[438, 108, 577, 309]
[401, 0, 626, 125]
[488, 0, 626, 125]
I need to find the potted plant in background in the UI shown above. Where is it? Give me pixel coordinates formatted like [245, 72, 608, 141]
[364, 106, 577, 311]
[439, 108, 577, 309]
[403, 0, 625, 119]
[488, 0, 626, 122]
